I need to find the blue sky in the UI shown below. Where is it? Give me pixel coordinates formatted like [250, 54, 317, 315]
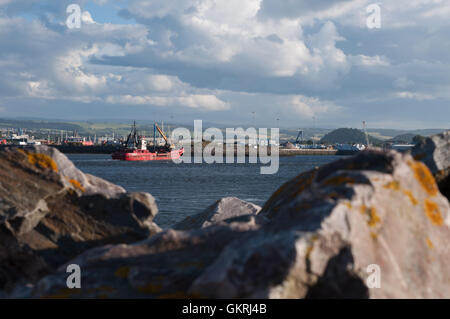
[0, 0, 449, 129]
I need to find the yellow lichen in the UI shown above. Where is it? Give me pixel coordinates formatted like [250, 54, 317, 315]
[383, 180, 401, 191]
[370, 232, 378, 240]
[360, 205, 381, 227]
[424, 199, 443, 226]
[305, 245, 314, 261]
[403, 190, 418, 206]
[294, 170, 316, 196]
[409, 161, 438, 197]
[69, 179, 85, 192]
[261, 170, 315, 211]
[344, 201, 352, 209]
[327, 192, 340, 199]
[368, 207, 381, 227]
[323, 175, 356, 186]
[305, 235, 319, 261]
[413, 153, 426, 161]
[294, 203, 312, 212]
[137, 283, 163, 294]
[27, 152, 58, 172]
[114, 266, 131, 278]
[426, 238, 434, 249]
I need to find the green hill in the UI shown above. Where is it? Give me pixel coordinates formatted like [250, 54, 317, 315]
[389, 134, 425, 144]
[389, 133, 416, 144]
[320, 128, 381, 144]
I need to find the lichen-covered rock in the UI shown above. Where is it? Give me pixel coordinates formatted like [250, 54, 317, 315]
[29, 222, 258, 299]
[411, 130, 450, 199]
[173, 197, 261, 230]
[0, 146, 160, 293]
[28, 150, 450, 299]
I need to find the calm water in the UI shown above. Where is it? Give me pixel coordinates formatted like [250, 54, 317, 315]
[67, 154, 340, 228]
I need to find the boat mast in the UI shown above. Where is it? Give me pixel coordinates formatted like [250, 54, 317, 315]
[363, 121, 370, 148]
[153, 122, 156, 147]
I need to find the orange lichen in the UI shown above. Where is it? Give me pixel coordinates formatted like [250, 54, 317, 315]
[413, 153, 426, 161]
[305, 235, 319, 261]
[305, 245, 314, 261]
[360, 205, 367, 214]
[261, 169, 316, 215]
[294, 203, 312, 212]
[426, 238, 434, 249]
[368, 207, 381, 227]
[383, 180, 400, 191]
[137, 283, 163, 294]
[360, 205, 381, 227]
[114, 266, 131, 278]
[294, 170, 316, 196]
[370, 232, 378, 240]
[403, 190, 418, 206]
[27, 153, 58, 172]
[327, 192, 340, 199]
[424, 199, 443, 226]
[409, 161, 438, 197]
[344, 201, 352, 209]
[69, 179, 85, 192]
[323, 175, 356, 186]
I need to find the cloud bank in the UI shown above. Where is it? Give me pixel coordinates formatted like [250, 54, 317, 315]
[0, 0, 449, 129]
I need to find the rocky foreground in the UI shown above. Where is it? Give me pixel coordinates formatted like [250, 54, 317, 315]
[0, 131, 449, 298]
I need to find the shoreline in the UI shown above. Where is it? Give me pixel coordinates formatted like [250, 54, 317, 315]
[0, 144, 357, 156]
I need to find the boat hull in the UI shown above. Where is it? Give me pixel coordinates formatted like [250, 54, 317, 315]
[112, 148, 184, 161]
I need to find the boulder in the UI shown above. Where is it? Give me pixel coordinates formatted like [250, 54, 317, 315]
[28, 149, 450, 298]
[29, 222, 259, 299]
[173, 197, 261, 230]
[411, 130, 450, 199]
[0, 146, 160, 293]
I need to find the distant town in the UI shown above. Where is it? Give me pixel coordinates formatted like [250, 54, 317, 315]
[0, 118, 446, 154]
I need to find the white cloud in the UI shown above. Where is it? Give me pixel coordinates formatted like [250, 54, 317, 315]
[106, 94, 230, 110]
[289, 95, 342, 118]
[393, 91, 434, 101]
[351, 55, 390, 67]
[0, 0, 449, 128]
[146, 75, 175, 92]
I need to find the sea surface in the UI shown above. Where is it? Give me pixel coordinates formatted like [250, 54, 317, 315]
[67, 154, 340, 228]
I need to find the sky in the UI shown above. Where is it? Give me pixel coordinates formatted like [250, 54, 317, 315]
[0, 0, 449, 129]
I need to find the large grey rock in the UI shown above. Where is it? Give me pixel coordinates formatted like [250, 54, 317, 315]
[411, 130, 450, 199]
[0, 146, 160, 293]
[173, 197, 261, 230]
[22, 145, 126, 198]
[30, 222, 258, 299]
[28, 150, 450, 299]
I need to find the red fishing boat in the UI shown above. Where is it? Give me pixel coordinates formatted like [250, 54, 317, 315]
[112, 122, 184, 161]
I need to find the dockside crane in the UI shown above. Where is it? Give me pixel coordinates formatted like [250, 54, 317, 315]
[154, 122, 174, 149]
